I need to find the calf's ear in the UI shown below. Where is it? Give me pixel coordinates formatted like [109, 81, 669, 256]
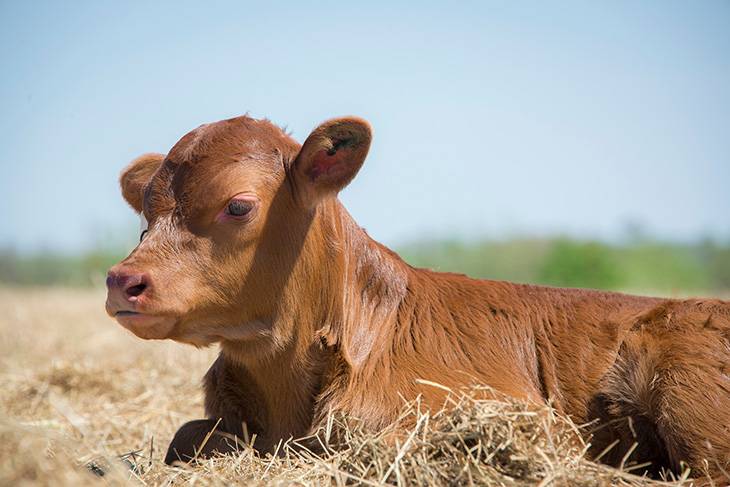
[120, 153, 165, 213]
[292, 117, 372, 206]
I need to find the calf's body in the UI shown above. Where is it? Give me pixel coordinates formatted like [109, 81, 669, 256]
[106, 115, 730, 480]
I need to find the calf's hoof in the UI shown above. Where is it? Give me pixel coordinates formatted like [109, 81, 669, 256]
[164, 419, 242, 465]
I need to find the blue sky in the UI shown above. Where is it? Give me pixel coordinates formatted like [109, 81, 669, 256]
[1, 1, 728, 252]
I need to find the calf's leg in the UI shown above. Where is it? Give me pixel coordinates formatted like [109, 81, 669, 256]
[589, 317, 730, 481]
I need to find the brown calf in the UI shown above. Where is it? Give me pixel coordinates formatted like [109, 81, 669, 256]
[106, 115, 730, 480]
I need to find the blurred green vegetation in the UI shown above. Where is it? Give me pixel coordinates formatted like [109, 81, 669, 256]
[400, 237, 730, 295]
[0, 247, 123, 287]
[1, 237, 729, 295]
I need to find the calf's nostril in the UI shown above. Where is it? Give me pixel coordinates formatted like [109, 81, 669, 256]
[126, 282, 147, 298]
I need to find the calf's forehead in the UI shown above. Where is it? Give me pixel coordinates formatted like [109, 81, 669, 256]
[168, 116, 297, 163]
[143, 116, 300, 217]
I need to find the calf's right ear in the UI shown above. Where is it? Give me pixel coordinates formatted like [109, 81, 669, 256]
[120, 153, 165, 213]
[292, 117, 372, 206]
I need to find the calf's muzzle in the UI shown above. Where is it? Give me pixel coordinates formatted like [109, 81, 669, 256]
[106, 267, 150, 312]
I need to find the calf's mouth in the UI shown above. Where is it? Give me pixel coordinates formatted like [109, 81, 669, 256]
[111, 310, 177, 340]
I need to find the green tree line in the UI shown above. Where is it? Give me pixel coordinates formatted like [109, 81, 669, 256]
[400, 237, 730, 295]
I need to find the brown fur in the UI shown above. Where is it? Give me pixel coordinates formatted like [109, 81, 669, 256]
[107, 115, 730, 481]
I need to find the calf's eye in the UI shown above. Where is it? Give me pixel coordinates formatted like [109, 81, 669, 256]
[225, 199, 254, 217]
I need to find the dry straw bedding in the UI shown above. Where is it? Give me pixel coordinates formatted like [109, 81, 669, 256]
[0, 287, 714, 486]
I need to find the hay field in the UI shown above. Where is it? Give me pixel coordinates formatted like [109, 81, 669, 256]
[0, 287, 710, 486]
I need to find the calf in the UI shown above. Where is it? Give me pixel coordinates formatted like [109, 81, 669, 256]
[106, 115, 730, 480]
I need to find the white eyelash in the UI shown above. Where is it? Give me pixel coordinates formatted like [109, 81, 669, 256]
[140, 213, 149, 232]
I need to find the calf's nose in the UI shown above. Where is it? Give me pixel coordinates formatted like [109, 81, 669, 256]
[106, 269, 150, 301]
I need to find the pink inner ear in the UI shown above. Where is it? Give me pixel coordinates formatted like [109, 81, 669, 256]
[306, 148, 347, 180]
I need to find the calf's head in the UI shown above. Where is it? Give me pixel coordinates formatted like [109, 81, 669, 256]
[106, 115, 371, 347]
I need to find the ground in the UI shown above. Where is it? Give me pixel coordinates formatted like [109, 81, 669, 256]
[0, 287, 718, 486]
